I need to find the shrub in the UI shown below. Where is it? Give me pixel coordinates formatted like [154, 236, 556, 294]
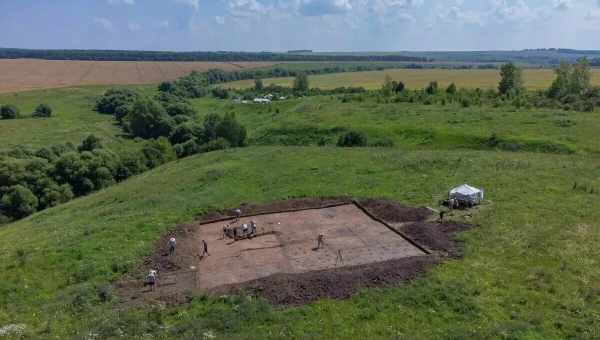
[0, 105, 19, 119]
[461, 98, 471, 108]
[126, 98, 174, 139]
[169, 124, 196, 145]
[78, 135, 103, 152]
[165, 102, 196, 117]
[0, 185, 39, 219]
[337, 131, 368, 147]
[33, 104, 52, 118]
[446, 83, 457, 95]
[95, 88, 138, 115]
[211, 87, 229, 99]
[215, 113, 247, 147]
[425, 81, 439, 95]
[199, 138, 230, 153]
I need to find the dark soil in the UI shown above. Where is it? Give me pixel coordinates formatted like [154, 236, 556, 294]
[400, 221, 472, 258]
[357, 198, 432, 223]
[212, 256, 438, 306]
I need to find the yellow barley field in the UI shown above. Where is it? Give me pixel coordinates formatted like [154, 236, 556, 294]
[225, 68, 600, 91]
[0, 59, 274, 93]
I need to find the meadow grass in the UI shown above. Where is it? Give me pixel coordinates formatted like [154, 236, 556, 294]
[0, 85, 153, 152]
[0, 146, 599, 338]
[224, 68, 600, 91]
[1, 82, 600, 338]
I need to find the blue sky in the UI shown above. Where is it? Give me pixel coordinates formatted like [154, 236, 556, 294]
[0, 0, 599, 51]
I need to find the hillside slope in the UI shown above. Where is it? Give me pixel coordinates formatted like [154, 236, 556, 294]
[1, 146, 599, 338]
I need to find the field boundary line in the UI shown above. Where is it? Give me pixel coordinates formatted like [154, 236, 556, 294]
[196, 200, 353, 226]
[352, 200, 431, 255]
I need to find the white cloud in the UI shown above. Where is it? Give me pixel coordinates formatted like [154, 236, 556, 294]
[298, 0, 352, 16]
[554, 0, 573, 11]
[107, 0, 135, 5]
[128, 23, 141, 31]
[174, 0, 200, 11]
[93, 17, 115, 32]
[227, 0, 269, 18]
[215, 16, 226, 24]
[489, 0, 540, 23]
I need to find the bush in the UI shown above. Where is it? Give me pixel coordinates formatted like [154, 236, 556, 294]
[33, 104, 52, 118]
[126, 98, 174, 139]
[337, 131, 368, 147]
[78, 135, 103, 152]
[215, 113, 246, 147]
[95, 88, 138, 116]
[446, 83, 457, 95]
[199, 138, 230, 153]
[425, 81, 439, 95]
[211, 87, 229, 99]
[0, 185, 39, 219]
[169, 124, 196, 145]
[165, 102, 196, 117]
[0, 105, 19, 119]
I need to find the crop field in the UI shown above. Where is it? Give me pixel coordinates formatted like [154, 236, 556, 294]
[225, 68, 600, 90]
[0, 59, 274, 93]
[2, 83, 600, 338]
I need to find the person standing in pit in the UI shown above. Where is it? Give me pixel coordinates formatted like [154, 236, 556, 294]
[168, 237, 176, 256]
[201, 240, 209, 257]
[316, 234, 324, 250]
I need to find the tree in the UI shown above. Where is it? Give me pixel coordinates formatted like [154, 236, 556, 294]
[33, 104, 52, 118]
[216, 113, 247, 147]
[95, 88, 138, 115]
[126, 98, 174, 139]
[498, 63, 524, 95]
[165, 102, 196, 117]
[0, 185, 38, 219]
[393, 81, 405, 94]
[548, 59, 592, 99]
[158, 81, 175, 93]
[425, 81, 439, 95]
[255, 78, 264, 91]
[446, 83, 457, 95]
[337, 131, 367, 147]
[382, 75, 393, 96]
[78, 135, 103, 152]
[293, 73, 309, 93]
[0, 105, 19, 119]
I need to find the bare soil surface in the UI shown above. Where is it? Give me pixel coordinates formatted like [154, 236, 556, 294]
[116, 197, 472, 306]
[0, 59, 274, 93]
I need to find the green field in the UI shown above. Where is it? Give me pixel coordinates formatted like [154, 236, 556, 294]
[0, 85, 156, 152]
[1, 82, 600, 338]
[225, 68, 600, 91]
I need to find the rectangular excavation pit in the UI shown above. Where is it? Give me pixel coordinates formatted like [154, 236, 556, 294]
[192, 203, 426, 290]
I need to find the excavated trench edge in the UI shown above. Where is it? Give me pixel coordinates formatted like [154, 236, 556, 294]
[196, 199, 431, 256]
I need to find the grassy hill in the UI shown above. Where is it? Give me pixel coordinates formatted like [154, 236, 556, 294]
[1, 81, 600, 338]
[224, 68, 600, 91]
[1, 146, 599, 338]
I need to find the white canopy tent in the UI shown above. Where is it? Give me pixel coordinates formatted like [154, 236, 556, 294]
[449, 184, 484, 205]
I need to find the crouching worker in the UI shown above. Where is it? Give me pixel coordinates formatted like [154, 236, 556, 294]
[144, 269, 158, 291]
[168, 237, 176, 256]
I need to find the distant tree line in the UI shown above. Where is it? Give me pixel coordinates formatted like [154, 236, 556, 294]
[370, 59, 599, 112]
[0, 48, 428, 62]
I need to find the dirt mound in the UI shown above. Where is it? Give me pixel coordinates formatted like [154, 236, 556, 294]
[212, 256, 438, 305]
[401, 221, 471, 257]
[358, 198, 432, 223]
